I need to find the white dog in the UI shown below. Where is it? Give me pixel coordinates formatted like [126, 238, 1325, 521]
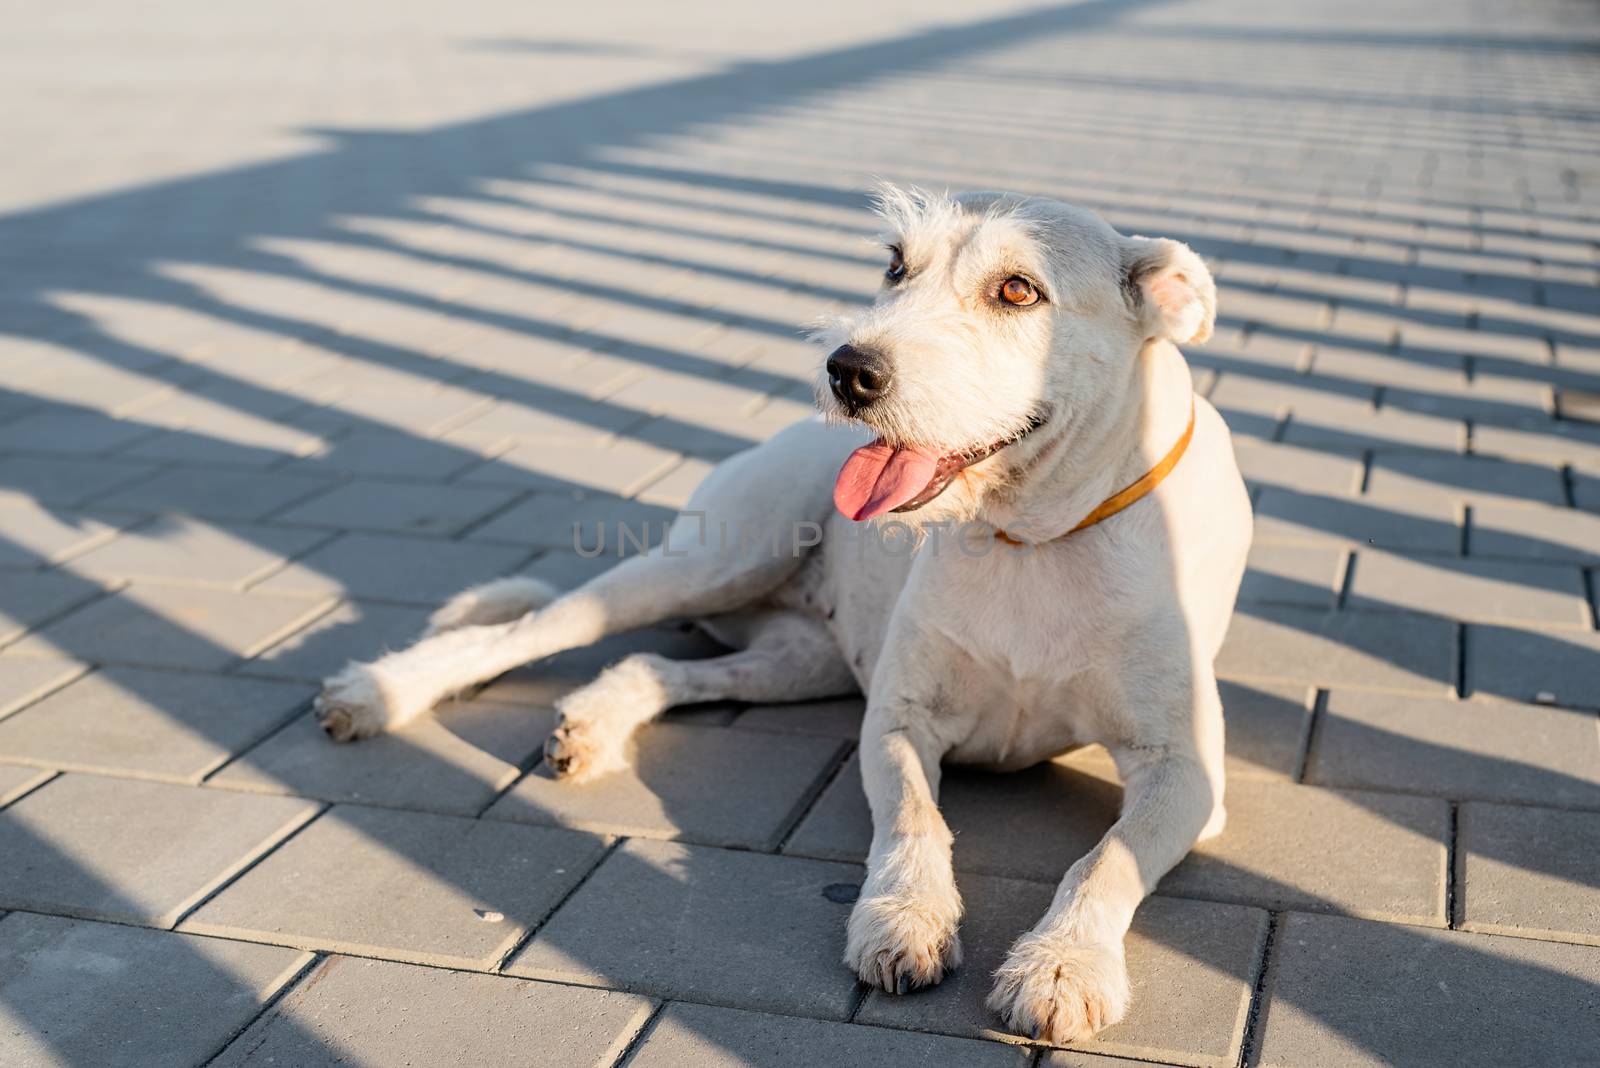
[315, 187, 1251, 1044]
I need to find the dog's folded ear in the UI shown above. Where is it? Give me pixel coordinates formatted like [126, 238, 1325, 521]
[1122, 237, 1217, 345]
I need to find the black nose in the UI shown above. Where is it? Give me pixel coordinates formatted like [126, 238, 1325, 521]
[826, 345, 892, 412]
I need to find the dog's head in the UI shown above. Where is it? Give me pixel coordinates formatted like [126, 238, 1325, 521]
[815, 186, 1214, 523]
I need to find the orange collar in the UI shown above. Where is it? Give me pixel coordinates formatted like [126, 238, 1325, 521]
[995, 397, 1196, 545]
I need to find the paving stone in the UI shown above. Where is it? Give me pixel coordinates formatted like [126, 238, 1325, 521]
[1238, 545, 1346, 608]
[508, 839, 862, 1018]
[240, 599, 431, 682]
[861, 881, 1266, 1067]
[0, 655, 85, 717]
[1464, 625, 1600, 706]
[0, 411, 155, 455]
[1209, 374, 1373, 421]
[785, 754, 1121, 881]
[0, 667, 311, 782]
[1346, 551, 1590, 627]
[466, 492, 676, 550]
[126, 423, 325, 469]
[1457, 802, 1600, 945]
[522, 549, 625, 590]
[0, 766, 53, 807]
[1280, 405, 1465, 453]
[628, 1002, 1030, 1068]
[213, 957, 653, 1068]
[1216, 605, 1457, 696]
[0, 455, 158, 507]
[1215, 679, 1315, 780]
[628, 407, 806, 460]
[1558, 389, 1600, 423]
[1160, 780, 1447, 924]
[96, 466, 336, 521]
[1305, 691, 1600, 808]
[605, 371, 767, 420]
[271, 478, 517, 536]
[1310, 346, 1465, 390]
[63, 516, 328, 587]
[1040, 1054, 1190, 1068]
[292, 383, 490, 437]
[487, 722, 841, 848]
[0, 774, 317, 926]
[634, 456, 716, 508]
[1574, 462, 1600, 513]
[292, 429, 484, 479]
[0, 502, 121, 568]
[4, 584, 333, 670]
[1232, 441, 1362, 496]
[1365, 453, 1566, 507]
[1253, 487, 1461, 553]
[1471, 420, 1600, 466]
[441, 396, 634, 447]
[734, 695, 865, 738]
[1021, 679, 1313, 788]
[0, 912, 312, 1068]
[183, 804, 606, 968]
[461, 437, 681, 496]
[1398, 322, 1549, 365]
[1467, 502, 1600, 565]
[1255, 913, 1600, 1067]
[248, 531, 532, 604]
[211, 701, 547, 816]
[1385, 378, 1552, 424]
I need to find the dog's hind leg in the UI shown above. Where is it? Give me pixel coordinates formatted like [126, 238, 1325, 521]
[544, 611, 853, 781]
[317, 541, 798, 741]
[315, 420, 852, 741]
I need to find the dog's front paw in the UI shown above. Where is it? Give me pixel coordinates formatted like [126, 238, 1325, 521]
[315, 663, 413, 742]
[844, 884, 963, 994]
[987, 932, 1129, 1044]
[543, 717, 629, 782]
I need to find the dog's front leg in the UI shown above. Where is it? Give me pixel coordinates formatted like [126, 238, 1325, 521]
[844, 699, 963, 994]
[988, 744, 1217, 1043]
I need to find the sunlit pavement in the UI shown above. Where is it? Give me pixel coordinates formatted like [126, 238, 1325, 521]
[0, 2, 1597, 1065]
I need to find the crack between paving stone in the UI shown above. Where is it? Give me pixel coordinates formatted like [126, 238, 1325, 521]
[1293, 689, 1328, 783]
[197, 950, 324, 1067]
[1446, 801, 1461, 930]
[492, 835, 626, 974]
[774, 738, 856, 854]
[167, 801, 333, 930]
[609, 999, 671, 1068]
[1235, 911, 1282, 1068]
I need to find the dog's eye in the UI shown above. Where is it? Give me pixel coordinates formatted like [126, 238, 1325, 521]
[886, 247, 906, 284]
[1000, 277, 1040, 306]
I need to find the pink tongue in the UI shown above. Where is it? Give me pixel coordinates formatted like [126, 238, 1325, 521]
[833, 442, 941, 521]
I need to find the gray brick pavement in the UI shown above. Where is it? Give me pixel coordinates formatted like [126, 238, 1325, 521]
[0, 0, 1596, 1064]
[183, 804, 608, 968]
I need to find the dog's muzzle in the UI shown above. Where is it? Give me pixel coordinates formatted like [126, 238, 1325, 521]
[826, 344, 892, 414]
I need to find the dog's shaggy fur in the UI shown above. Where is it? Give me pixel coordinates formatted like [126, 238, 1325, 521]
[316, 187, 1251, 1043]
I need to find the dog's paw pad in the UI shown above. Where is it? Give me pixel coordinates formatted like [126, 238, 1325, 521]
[314, 665, 398, 742]
[543, 719, 627, 782]
[844, 891, 963, 993]
[987, 935, 1128, 1044]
